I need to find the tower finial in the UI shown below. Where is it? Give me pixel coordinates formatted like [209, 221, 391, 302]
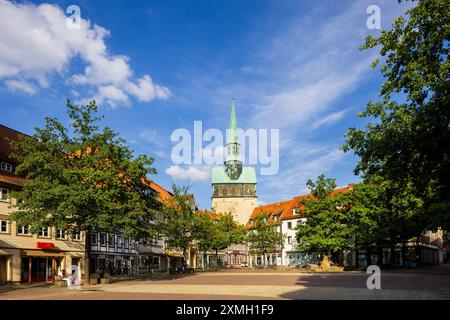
[227, 98, 239, 153]
[229, 98, 237, 131]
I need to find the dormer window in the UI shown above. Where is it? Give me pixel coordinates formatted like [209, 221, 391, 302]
[0, 162, 12, 172]
[0, 188, 9, 201]
[292, 208, 299, 214]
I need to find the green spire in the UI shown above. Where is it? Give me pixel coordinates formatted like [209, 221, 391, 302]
[227, 98, 239, 145]
[229, 98, 238, 131]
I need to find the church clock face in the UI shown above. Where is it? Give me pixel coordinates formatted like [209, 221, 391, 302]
[226, 163, 242, 180]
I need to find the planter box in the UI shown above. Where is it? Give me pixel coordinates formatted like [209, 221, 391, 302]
[54, 280, 67, 288]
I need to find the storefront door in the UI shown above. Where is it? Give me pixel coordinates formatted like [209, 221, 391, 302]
[0, 256, 7, 284]
[21, 257, 55, 283]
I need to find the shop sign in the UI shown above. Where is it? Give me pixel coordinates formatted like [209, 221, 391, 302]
[36, 242, 55, 249]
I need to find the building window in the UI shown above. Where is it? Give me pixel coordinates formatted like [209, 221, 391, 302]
[130, 237, 135, 250]
[287, 222, 292, 229]
[0, 162, 13, 172]
[109, 234, 115, 247]
[17, 225, 29, 235]
[124, 237, 129, 249]
[100, 233, 107, 246]
[73, 232, 81, 241]
[0, 219, 9, 233]
[56, 229, 65, 239]
[288, 236, 292, 244]
[90, 233, 98, 245]
[152, 257, 160, 269]
[117, 236, 123, 248]
[0, 188, 9, 201]
[38, 227, 49, 237]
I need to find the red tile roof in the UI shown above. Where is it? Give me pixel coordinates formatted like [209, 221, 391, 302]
[149, 181, 173, 201]
[246, 184, 354, 228]
[0, 124, 30, 164]
[0, 124, 30, 187]
[0, 171, 26, 187]
[196, 209, 221, 220]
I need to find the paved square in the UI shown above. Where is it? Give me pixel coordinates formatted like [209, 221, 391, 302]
[1, 266, 450, 300]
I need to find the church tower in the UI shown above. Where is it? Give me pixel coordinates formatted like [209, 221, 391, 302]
[211, 99, 257, 225]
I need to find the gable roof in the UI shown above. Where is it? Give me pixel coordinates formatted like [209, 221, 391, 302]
[148, 181, 173, 202]
[0, 124, 30, 164]
[246, 184, 354, 228]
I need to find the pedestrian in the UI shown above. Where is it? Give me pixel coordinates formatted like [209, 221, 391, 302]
[63, 273, 73, 288]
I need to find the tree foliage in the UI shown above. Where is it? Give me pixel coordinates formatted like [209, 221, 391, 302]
[10, 100, 158, 239]
[295, 175, 353, 258]
[196, 211, 246, 267]
[343, 0, 450, 230]
[158, 185, 198, 261]
[247, 214, 284, 265]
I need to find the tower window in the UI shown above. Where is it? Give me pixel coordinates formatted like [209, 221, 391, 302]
[0, 162, 13, 172]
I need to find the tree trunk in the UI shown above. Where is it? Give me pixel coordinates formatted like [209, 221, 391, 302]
[390, 241, 396, 267]
[215, 249, 219, 270]
[401, 242, 407, 267]
[377, 243, 383, 267]
[167, 256, 170, 274]
[84, 230, 91, 286]
[416, 234, 422, 267]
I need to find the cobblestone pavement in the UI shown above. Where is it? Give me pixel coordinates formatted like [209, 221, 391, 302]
[1, 265, 450, 300]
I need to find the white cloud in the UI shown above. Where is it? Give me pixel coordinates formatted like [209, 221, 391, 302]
[4, 79, 36, 95]
[95, 85, 129, 109]
[126, 75, 171, 102]
[165, 165, 211, 182]
[311, 109, 348, 129]
[0, 0, 169, 107]
[70, 89, 80, 97]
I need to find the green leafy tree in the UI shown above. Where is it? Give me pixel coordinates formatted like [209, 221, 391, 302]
[295, 175, 353, 265]
[158, 185, 198, 269]
[195, 213, 217, 268]
[343, 179, 425, 267]
[10, 99, 158, 279]
[196, 211, 245, 269]
[247, 214, 284, 268]
[343, 0, 450, 231]
[211, 213, 245, 268]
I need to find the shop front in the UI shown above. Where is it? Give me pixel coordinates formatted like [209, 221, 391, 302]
[90, 253, 137, 276]
[20, 250, 65, 284]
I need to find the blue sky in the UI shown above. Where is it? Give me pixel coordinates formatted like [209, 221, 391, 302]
[0, 0, 415, 209]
